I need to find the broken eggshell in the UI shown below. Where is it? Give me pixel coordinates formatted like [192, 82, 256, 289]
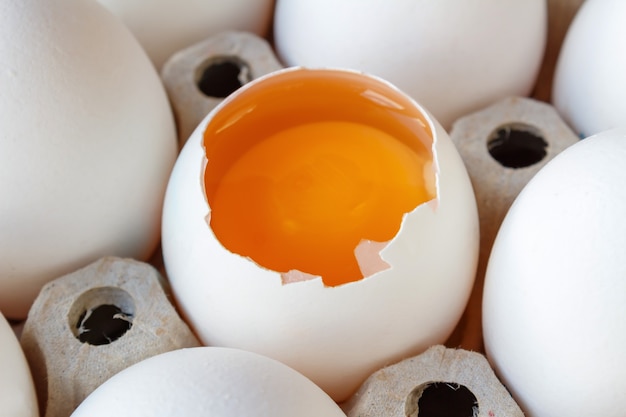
[161, 67, 479, 402]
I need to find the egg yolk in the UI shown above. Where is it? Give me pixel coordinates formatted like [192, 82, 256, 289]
[203, 69, 435, 286]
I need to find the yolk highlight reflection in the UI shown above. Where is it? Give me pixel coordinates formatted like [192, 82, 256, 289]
[203, 69, 435, 287]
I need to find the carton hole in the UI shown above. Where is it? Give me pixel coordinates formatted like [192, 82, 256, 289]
[487, 123, 547, 168]
[196, 56, 252, 98]
[69, 287, 135, 346]
[405, 381, 479, 417]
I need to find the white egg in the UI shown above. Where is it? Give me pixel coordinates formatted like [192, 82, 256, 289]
[162, 67, 479, 402]
[552, 0, 626, 138]
[71, 347, 347, 417]
[0, 0, 177, 319]
[483, 128, 626, 417]
[96, 0, 276, 69]
[273, 0, 547, 129]
[0, 313, 38, 417]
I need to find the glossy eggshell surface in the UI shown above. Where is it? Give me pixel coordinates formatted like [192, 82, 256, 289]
[0, 0, 177, 319]
[273, 0, 547, 129]
[70, 347, 347, 417]
[483, 129, 626, 417]
[0, 314, 38, 417]
[161, 68, 479, 402]
[96, 0, 276, 69]
[552, 0, 626, 137]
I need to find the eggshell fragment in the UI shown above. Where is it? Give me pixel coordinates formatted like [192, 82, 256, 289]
[71, 347, 347, 417]
[162, 68, 479, 402]
[0, 0, 177, 319]
[483, 128, 626, 417]
[0, 313, 38, 417]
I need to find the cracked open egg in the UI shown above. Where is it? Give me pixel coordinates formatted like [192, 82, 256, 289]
[161, 67, 479, 401]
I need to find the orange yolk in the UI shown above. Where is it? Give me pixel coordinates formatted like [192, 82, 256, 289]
[203, 69, 435, 287]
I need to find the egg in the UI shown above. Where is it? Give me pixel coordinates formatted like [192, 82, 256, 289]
[552, 0, 626, 138]
[161, 67, 479, 401]
[273, 0, 547, 129]
[0, 313, 38, 417]
[0, 0, 177, 319]
[483, 128, 626, 417]
[96, 0, 276, 69]
[70, 347, 347, 416]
